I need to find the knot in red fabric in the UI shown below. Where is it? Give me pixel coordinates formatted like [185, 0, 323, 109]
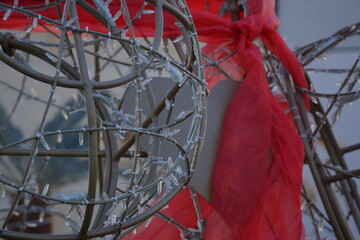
[197, 12, 309, 108]
[232, 16, 267, 43]
[196, 13, 268, 45]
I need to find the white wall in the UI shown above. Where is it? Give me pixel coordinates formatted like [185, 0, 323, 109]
[278, 0, 360, 49]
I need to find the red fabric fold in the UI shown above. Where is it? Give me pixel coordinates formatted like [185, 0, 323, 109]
[198, 3, 306, 240]
[122, 187, 213, 240]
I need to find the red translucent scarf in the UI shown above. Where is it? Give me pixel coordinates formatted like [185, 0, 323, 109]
[0, 1, 308, 239]
[195, 7, 308, 240]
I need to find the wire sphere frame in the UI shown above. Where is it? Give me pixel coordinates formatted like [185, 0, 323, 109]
[0, 0, 207, 239]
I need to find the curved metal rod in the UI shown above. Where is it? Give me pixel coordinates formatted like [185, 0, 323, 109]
[0, 126, 191, 204]
[0, 183, 184, 240]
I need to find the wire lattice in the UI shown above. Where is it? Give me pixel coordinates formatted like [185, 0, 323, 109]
[259, 21, 360, 239]
[293, 22, 360, 240]
[0, 0, 207, 239]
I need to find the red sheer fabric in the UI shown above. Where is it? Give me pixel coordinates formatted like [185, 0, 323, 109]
[0, 1, 178, 37]
[0, 1, 307, 239]
[0, 1, 224, 36]
[194, 2, 307, 239]
[122, 187, 214, 240]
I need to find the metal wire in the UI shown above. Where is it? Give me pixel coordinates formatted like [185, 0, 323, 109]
[291, 22, 360, 240]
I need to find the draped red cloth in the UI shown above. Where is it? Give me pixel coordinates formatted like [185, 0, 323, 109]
[0, 1, 307, 239]
[194, 6, 307, 240]
[0, 1, 224, 38]
[122, 187, 214, 240]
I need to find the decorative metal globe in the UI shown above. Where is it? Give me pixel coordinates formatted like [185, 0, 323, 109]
[0, 1, 206, 239]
